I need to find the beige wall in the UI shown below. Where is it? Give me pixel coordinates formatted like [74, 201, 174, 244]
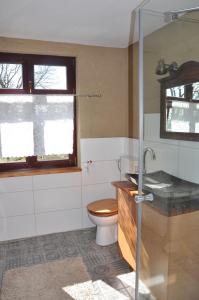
[144, 15, 199, 115]
[128, 42, 139, 139]
[0, 37, 129, 139]
[129, 13, 199, 138]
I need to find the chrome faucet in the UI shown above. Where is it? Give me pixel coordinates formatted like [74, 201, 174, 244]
[143, 147, 156, 174]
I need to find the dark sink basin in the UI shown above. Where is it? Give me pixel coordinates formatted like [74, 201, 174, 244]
[125, 170, 199, 216]
[125, 173, 139, 186]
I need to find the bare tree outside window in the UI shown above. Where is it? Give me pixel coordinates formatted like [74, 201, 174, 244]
[0, 64, 57, 90]
[34, 65, 59, 89]
[0, 64, 23, 89]
[34, 65, 67, 90]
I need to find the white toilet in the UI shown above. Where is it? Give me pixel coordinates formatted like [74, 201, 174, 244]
[87, 198, 118, 246]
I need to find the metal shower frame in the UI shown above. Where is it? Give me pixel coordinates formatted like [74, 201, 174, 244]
[135, 5, 199, 300]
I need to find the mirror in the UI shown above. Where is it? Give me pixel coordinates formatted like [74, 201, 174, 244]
[160, 61, 199, 141]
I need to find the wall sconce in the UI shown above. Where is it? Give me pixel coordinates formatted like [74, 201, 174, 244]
[155, 59, 178, 75]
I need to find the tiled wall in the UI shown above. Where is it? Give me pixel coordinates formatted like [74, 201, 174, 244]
[0, 173, 82, 241]
[121, 114, 199, 184]
[0, 137, 129, 241]
[144, 113, 199, 183]
[2, 122, 197, 242]
[81, 137, 128, 228]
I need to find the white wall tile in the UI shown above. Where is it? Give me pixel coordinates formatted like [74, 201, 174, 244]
[36, 209, 82, 235]
[82, 207, 95, 229]
[143, 114, 199, 182]
[120, 155, 139, 180]
[178, 147, 199, 183]
[0, 176, 32, 193]
[178, 140, 199, 149]
[144, 141, 178, 176]
[122, 138, 130, 156]
[33, 172, 81, 190]
[144, 113, 178, 145]
[80, 138, 126, 162]
[0, 137, 135, 241]
[82, 183, 116, 207]
[129, 138, 139, 159]
[34, 187, 81, 213]
[82, 160, 120, 185]
[0, 191, 34, 218]
[5, 215, 35, 240]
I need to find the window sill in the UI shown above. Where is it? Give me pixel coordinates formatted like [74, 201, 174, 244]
[0, 167, 81, 179]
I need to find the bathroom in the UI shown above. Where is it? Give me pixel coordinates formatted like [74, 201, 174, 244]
[0, 1, 199, 299]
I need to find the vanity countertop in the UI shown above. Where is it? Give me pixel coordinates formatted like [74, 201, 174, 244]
[112, 173, 199, 217]
[112, 181, 139, 197]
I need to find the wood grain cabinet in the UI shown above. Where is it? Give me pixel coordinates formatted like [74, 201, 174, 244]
[112, 181, 138, 270]
[113, 181, 199, 300]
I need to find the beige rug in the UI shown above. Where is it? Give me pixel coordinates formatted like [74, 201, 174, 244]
[0, 257, 95, 300]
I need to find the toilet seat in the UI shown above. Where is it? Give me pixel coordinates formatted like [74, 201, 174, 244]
[87, 199, 117, 217]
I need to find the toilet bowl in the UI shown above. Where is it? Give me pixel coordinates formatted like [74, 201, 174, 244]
[87, 199, 118, 246]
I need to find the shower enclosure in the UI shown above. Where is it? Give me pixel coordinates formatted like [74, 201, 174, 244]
[135, 6, 199, 300]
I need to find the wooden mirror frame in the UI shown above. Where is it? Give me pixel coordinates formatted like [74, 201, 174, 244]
[159, 61, 199, 141]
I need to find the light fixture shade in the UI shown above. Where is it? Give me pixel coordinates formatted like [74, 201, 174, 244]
[155, 59, 168, 75]
[169, 61, 178, 72]
[156, 59, 178, 75]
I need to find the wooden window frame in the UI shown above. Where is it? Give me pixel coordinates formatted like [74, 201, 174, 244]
[0, 52, 77, 171]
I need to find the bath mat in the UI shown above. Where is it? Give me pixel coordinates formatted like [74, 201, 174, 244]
[1, 257, 95, 300]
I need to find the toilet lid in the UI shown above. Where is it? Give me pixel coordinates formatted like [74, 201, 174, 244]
[87, 199, 118, 217]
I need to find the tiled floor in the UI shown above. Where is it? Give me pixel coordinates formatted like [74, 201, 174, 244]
[0, 228, 149, 299]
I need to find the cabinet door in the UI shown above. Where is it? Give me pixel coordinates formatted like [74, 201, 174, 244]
[117, 188, 137, 270]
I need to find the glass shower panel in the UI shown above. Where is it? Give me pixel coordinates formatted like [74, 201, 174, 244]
[139, 8, 199, 300]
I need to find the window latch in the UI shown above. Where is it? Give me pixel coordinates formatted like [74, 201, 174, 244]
[28, 80, 32, 93]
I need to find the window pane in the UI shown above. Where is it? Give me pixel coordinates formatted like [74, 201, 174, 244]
[0, 122, 34, 158]
[166, 85, 185, 98]
[44, 120, 73, 155]
[166, 100, 199, 133]
[34, 65, 67, 90]
[0, 64, 23, 89]
[192, 82, 199, 100]
[0, 95, 74, 163]
[33, 95, 74, 156]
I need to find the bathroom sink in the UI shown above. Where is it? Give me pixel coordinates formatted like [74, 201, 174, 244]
[125, 170, 199, 216]
[125, 173, 139, 186]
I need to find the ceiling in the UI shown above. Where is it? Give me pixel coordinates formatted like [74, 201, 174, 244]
[0, 0, 199, 48]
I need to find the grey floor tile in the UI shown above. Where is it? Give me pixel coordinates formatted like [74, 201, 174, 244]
[125, 286, 136, 299]
[6, 247, 22, 258]
[102, 287, 131, 300]
[102, 276, 125, 290]
[0, 227, 132, 299]
[5, 256, 22, 270]
[121, 288, 135, 299]
[0, 246, 6, 261]
[0, 259, 6, 287]
[44, 250, 61, 262]
[60, 245, 80, 258]
[88, 264, 112, 280]
[109, 259, 130, 275]
[21, 253, 45, 267]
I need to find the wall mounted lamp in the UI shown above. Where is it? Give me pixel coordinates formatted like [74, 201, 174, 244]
[155, 59, 178, 75]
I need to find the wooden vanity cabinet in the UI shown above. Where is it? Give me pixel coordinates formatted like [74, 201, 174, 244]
[112, 181, 138, 270]
[113, 181, 199, 300]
